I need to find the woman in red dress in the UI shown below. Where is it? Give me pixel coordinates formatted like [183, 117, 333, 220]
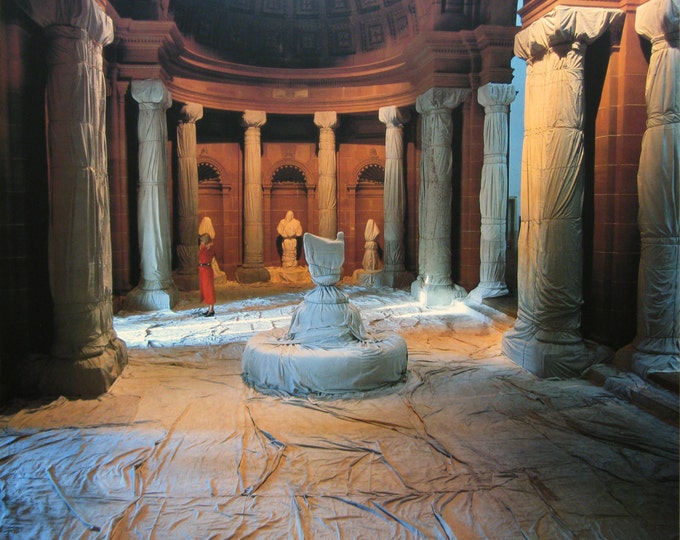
[198, 218, 216, 317]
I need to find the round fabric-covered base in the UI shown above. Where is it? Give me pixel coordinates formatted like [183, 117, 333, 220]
[242, 328, 408, 395]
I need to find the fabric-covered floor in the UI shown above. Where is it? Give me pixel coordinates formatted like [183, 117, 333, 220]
[1, 282, 678, 539]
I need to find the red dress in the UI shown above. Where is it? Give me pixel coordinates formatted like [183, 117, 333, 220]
[198, 244, 216, 305]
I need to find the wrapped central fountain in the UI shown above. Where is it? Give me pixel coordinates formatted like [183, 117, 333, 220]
[242, 232, 408, 395]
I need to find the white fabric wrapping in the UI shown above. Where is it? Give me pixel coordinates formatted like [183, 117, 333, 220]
[503, 7, 624, 376]
[469, 84, 516, 301]
[199, 216, 216, 240]
[415, 88, 470, 288]
[631, 0, 680, 374]
[176, 103, 203, 277]
[379, 106, 410, 274]
[19, 0, 117, 359]
[242, 233, 407, 394]
[125, 80, 178, 311]
[362, 219, 381, 272]
[314, 112, 339, 239]
[277, 211, 303, 268]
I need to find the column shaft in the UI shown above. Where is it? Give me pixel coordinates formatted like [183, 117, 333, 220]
[16, 0, 127, 396]
[503, 6, 625, 377]
[125, 79, 178, 311]
[314, 111, 339, 239]
[412, 88, 470, 305]
[175, 103, 203, 291]
[380, 106, 413, 288]
[469, 84, 515, 301]
[622, 0, 680, 376]
[236, 110, 270, 283]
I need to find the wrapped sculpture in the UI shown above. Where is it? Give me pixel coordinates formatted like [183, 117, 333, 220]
[242, 232, 408, 395]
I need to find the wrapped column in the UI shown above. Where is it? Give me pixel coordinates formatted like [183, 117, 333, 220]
[174, 103, 203, 291]
[16, 0, 127, 396]
[618, 0, 679, 378]
[411, 88, 470, 306]
[502, 7, 625, 377]
[236, 110, 270, 283]
[314, 111, 339, 239]
[379, 106, 413, 288]
[469, 84, 516, 302]
[125, 80, 178, 311]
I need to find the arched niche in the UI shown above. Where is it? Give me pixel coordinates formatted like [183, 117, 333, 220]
[351, 162, 385, 271]
[265, 163, 310, 266]
[197, 157, 230, 271]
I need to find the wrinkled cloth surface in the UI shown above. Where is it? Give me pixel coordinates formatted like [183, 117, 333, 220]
[1, 285, 677, 539]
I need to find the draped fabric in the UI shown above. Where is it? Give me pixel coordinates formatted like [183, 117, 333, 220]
[242, 233, 407, 394]
[315, 112, 339, 239]
[125, 80, 178, 312]
[176, 103, 203, 277]
[469, 84, 516, 301]
[503, 7, 625, 376]
[242, 111, 267, 266]
[415, 88, 470, 287]
[362, 219, 381, 272]
[379, 106, 409, 273]
[19, 0, 116, 359]
[631, 0, 680, 374]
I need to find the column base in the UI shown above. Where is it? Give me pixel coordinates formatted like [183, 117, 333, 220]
[125, 282, 179, 311]
[19, 337, 128, 398]
[174, 271, 199, 292]
[236, 265, 271, 284]
[411, 277, 467, 306]
[382, 269, 415, 289]
[467, 281, 510, 303]
[502, 322, 611, 378]
[615, 343, 679, 386]
[352, 268, 384, 288]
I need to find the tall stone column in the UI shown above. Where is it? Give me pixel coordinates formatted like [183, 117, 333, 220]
[236, 110, 270, 283]
[411, 88, 470, 306]
[16, 0, 127, 396]
[314, 111, 339, 239]
[125, 80, 178, 311]
[618, 0, 679, 379]
[174, 103, 203, 291]
[469, 83, 516, 302]
[502, 7, 624, 378]
[379, 106, 413, 288]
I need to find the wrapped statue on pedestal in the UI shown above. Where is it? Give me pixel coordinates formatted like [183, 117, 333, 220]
[242, 232, 407, 395]
[276, 211, 303, 268]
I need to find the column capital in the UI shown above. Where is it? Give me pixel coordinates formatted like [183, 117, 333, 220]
[131, 79, 171, 109]
[636, 0, 677, 41]
[416, 88, 470, 115]
[514, 6, 624, 61]
[179, 103, 204, 124]
[314, 111, 339, 130]
[242, 110, 267, 128]
[16, 0, 113, 45]
[379, 106, 410, 128]
[477, 83, 516, 109]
